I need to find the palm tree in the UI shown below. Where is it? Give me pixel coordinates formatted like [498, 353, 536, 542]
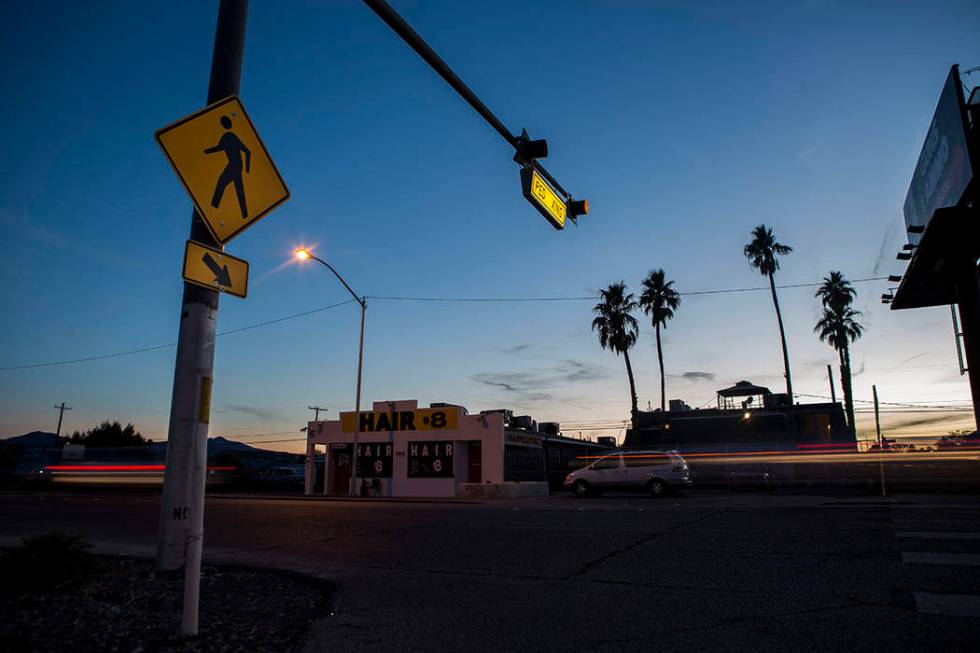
[815, 271, 856, 313]
[639, 269, 681, 416]
[815, 273, 863, 435]
[592, 282, 640, 426]
[744, 225, 794, 399]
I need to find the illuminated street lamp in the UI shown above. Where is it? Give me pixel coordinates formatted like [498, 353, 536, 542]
[294, 248, 366, 497]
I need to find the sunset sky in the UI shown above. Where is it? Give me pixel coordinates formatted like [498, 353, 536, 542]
[1, 0, 977, 452]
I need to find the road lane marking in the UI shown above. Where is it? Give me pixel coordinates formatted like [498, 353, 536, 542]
[902, 552, 980, 566]
[914, 592, 980, 617]
[896, 531, 980, 540]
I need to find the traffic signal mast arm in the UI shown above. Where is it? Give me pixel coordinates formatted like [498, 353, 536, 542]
[362, 0, 587, 225]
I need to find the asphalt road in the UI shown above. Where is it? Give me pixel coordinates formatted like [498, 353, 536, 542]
[2, 490, 979, 651]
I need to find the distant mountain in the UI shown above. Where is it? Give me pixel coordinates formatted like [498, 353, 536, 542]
[4, 431, 281, 457]
[1, 431, 63, 448]
[148, 436, 261, 455]
[208, 436, 259, 453]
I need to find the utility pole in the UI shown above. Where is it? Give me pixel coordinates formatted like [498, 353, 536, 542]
[308, 405, 327, 422]
[872, 385, 881, 447]
[873, 384, 886, 497]
[155, 0, 248, 638]
[305, 406, 325, 496]
[827, 365, 837, 404]
[53, 403, 72, 437]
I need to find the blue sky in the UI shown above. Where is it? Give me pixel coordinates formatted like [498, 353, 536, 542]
[1, 0, 977, 450]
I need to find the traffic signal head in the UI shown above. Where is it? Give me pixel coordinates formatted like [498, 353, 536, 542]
[567, 198, 589, 224]
[515, 137, 548, 163]
[514, 129, 548, 163]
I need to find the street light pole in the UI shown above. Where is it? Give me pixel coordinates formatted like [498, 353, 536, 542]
[295, 249, 366, 497]
[352, 299, 366, 496]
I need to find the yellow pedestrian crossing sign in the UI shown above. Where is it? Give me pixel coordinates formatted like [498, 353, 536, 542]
[156, 96, 289, 244]
[182, 240, 249, 298]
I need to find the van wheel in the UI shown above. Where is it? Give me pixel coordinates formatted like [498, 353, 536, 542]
[572, 480, 594, 498]
[648, 478, 669, 497]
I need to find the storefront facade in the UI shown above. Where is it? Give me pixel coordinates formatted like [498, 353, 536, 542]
[305, 400, 505, 497]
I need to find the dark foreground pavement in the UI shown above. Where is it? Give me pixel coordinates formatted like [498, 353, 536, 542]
[2, 491, 979, 651]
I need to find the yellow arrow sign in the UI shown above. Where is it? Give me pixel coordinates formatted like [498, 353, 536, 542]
[182, 240, 249, 299]
[156, 96, 289, 244]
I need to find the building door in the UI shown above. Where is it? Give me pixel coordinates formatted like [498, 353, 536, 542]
[467, 441, 482, 483]
[331, 445, 352, 495]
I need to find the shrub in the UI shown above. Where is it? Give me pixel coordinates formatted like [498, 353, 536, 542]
[0, 532, 94, 599]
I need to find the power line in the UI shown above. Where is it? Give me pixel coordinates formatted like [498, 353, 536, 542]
[795, 392, 971, 411]
[0, 299, 355, 371]
[241, 437, 306, 445]
[367, 277, 888, 303]
[368, 295, 594, 303]
[0, 276, 890, 372]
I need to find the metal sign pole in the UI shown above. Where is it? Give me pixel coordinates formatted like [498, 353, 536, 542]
[155, 0, 248, 638]
[954, 254, 980, 431]
[873, 384, 886, 497]
[350, 300, 366, 495]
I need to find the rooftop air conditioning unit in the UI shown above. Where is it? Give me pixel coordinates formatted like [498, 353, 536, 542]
[539, 422, 560, 436]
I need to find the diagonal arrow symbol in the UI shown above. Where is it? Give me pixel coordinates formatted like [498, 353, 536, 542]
[201, 253, 232, 288]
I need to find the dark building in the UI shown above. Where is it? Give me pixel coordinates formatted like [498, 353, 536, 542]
[625, 380, 854, 452]
[487, 409, 612, 489]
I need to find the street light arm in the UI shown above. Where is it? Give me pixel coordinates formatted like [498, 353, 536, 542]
[308, 255, 365, 306]
[362, 0, 517, 149]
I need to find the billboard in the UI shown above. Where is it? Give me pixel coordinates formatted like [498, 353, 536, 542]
[341, 407, 459, 433]
[903, 65, 973, 244]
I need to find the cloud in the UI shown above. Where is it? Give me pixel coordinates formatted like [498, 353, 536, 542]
[220, 405, 281, 421]
[499, 344, 531, 354]
[471, 359, 608, 403]
[556, 360, 608, 383]
[471, 373, 554, 402]
[679, 371, 716, 381]
[885, 412, 971, 431]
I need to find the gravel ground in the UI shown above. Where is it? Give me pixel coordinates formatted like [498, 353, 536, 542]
[1, 557, 333, 653]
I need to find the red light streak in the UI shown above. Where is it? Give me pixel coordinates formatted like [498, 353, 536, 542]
[44, 465, 235, 472]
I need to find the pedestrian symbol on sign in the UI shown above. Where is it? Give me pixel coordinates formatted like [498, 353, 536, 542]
[205, 115, 251, 219]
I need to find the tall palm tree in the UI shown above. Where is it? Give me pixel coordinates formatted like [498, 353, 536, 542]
[639, 269, 681, 416]
[592, 282, 640, 426]
[815, 271, 856, 313]
[815, 273, 862, 435]
[744, 225, 794, 399]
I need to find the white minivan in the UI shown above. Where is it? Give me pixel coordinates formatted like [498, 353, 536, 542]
[563, 450, 692, 497]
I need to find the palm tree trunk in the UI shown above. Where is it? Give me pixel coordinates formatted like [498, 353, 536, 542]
[623, 350, 639, 428]
[841, 343, 857, 437]
[835, 347, 848, 427]
[656, 323, 667, 446]
[656, 323, 666, 414]
[768, 272, 793, 400]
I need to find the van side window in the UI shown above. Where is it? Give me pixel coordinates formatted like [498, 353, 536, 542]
[624, 453, 670, 467]
[593, 456, 620, 470]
